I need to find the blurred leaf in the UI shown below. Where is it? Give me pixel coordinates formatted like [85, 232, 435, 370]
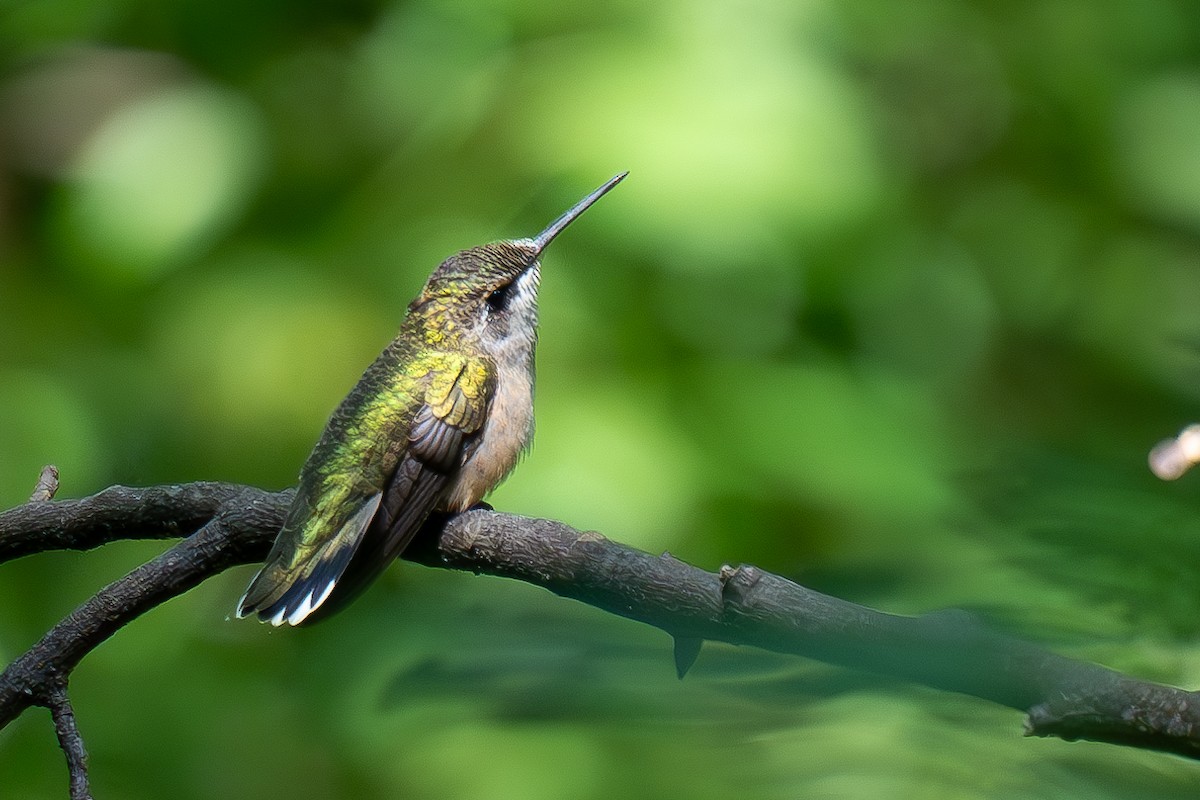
[55, 83, 267, 283]
[1117, 73, 1200, 231]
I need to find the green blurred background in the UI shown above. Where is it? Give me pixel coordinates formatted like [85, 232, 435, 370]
[3, 0, 1200, 797]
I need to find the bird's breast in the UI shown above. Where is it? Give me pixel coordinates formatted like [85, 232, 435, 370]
[445, 357, 534, 510]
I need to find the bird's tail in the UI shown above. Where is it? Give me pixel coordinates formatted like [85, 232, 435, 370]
[237, 493, 382, 626]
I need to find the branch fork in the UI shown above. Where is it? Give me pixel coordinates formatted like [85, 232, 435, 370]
[3, 467, 1200, 798]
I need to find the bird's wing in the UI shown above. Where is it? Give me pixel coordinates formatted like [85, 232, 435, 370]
[238, 354, 493, 626]
[308, 356, 493, 621]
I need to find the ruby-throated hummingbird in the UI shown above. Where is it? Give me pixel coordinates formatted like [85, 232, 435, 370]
[238, 173, 627, 626]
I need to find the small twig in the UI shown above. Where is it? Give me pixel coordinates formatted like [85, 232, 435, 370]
[47, 684, 92, 800]
[30, 465, 60, 502]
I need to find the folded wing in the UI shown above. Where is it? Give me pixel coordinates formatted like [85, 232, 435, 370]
[238, 355, 493, 626]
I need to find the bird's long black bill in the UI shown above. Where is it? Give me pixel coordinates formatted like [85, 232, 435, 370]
[533, 171, 628, 253]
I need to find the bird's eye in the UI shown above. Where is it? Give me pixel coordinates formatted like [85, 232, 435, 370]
[486, 282, 513, 312]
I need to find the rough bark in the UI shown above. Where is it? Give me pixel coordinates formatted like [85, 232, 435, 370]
[2, 479, 1199, 799]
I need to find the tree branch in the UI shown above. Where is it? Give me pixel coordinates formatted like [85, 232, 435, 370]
[0, 485, 285, 729]
[2, 480, 1199, 799]
[47, 685, 92, 800]
[402, 510, 1200, 756]
[0, 481, 255, 562]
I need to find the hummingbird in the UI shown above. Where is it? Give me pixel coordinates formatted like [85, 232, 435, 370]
[238, 172, 627, 626]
